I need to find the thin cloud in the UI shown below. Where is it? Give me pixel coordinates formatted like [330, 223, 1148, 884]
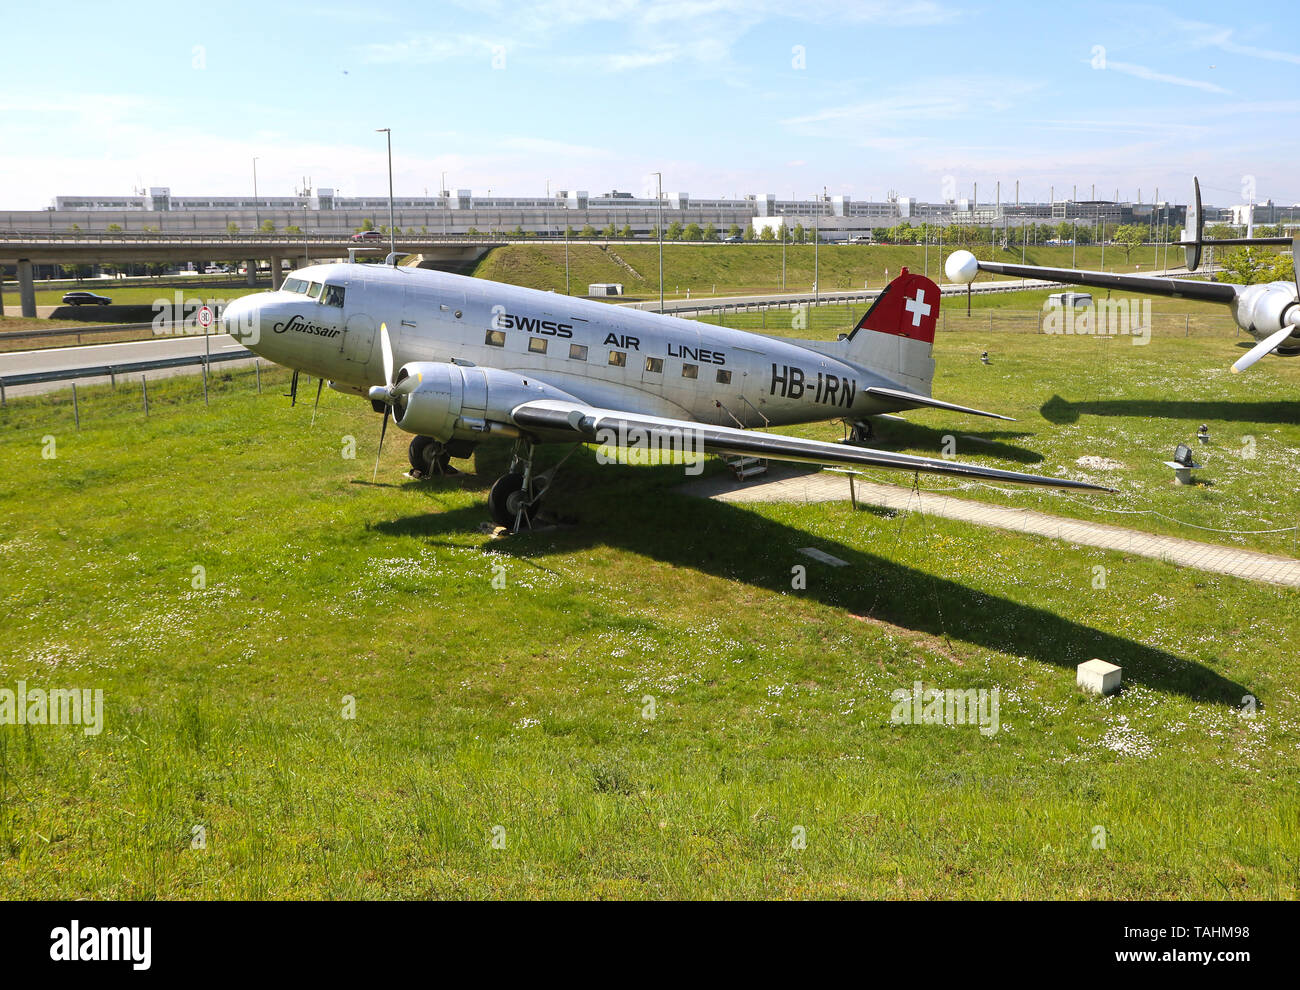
[1102, 58, 1230, 94]
[360, 33, 509, 64]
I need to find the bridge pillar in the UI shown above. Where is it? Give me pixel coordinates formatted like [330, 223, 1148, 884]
[246, 261, 257, 287]
[270, 255, 285, 290]
[17, 260, 36, 318]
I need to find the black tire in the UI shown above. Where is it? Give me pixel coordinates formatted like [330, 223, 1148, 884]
[488, 472, 533, 528]
[408, 436, 452, 474]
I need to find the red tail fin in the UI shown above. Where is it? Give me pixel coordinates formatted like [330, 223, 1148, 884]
[850, 268, 939, 345]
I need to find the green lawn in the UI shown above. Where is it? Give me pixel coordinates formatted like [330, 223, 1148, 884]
[1, 333, 1297, 898]
[471, 243, 1195, 299]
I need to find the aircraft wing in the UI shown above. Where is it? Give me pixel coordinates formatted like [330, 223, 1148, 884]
[966, 260, 1238, 303]
[509, 399, 1113, 492]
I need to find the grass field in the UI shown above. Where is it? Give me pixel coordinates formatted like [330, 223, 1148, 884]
[1, 312, 1298, 898]
[472, 243, 1187, 299]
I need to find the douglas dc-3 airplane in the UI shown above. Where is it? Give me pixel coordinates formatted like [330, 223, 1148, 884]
[944, 178, 1299, 375]
[221, 259, 1108, 531]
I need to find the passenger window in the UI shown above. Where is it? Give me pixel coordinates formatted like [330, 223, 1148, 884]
[569, 343, 588, 361]
[645, 357, 663, 373]
[307, 282, 323, 300]
[485, 329, 506, 347]
[322, 284, 346, 307]
[528, 337, 547, 354]
[681, 364, 698, 379]
[715, 369, 731, 384]
[608, 351, 627, 367]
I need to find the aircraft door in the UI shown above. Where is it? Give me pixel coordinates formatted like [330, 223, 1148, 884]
[341, 313, 376, 365]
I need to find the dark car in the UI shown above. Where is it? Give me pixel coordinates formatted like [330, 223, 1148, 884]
[62, 291, 112, 306]
[350, 230, 384, 241]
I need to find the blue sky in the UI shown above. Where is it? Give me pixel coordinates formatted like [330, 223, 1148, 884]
[2, 0, 1297, 209]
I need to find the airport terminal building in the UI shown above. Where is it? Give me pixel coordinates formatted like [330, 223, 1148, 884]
[0, 184, 1196, 241]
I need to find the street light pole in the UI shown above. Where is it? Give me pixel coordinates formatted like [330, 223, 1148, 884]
[252, 157, 260, 231]
[376, 128, 395, 259]
[652, 172, 664, 313]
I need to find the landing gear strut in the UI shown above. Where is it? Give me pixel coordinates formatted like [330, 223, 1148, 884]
[488, 440, 579, 532]
[847, 419, 875, 444]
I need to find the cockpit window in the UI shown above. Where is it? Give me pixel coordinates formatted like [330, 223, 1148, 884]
[283, 277, 307, 294]
[322, 284, 346, 308]
[307, 281, 323, 300]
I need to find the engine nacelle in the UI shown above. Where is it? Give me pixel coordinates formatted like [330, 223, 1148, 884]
[1231, 281, 1299, 342]
[391, 362, 582, 440]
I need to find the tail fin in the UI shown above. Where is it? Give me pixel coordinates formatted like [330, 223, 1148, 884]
[847, 267, 940, 344]
[1180, 175, 1289, 272]
[837, 268, 939, 394]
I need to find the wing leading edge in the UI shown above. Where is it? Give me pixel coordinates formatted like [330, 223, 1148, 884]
[509, 399, 1113, 493]
[962, 260, 1238, 303]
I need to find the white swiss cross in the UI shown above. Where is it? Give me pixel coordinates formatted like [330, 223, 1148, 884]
[904, 288, 931, 327]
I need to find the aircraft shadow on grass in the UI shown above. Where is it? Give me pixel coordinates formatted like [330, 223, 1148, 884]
[868, 418, 1043, 465]
[1041, 393, 1300, 426]
[370, 452, 1252, 707]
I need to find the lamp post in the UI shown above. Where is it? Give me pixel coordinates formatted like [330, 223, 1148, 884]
[652, 172, 664, 313]
[252, 157, 260, 231]
[376, 128, 395, 259]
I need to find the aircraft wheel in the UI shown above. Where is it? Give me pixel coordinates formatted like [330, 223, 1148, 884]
[488, 472, 534, 528]
[410, 436, 453, 475]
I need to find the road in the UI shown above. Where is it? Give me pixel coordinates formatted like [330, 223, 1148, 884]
[0, 334, 254, 398]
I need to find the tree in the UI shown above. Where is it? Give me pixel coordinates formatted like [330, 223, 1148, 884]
[791, 223, 806, 244]
[285, 224, 302, 234]
[466, 226, 481, 236]
[580, 224, 597, 238]
[703, 223, 718, 241]
[359, 218, 375, 232]
[727, 223, 742, 240]
[1268, 253, 1295, 283]
[511, 225, 525, 237]
[759, 226, 776, 241]
[619, 224, 633, 239]
[1207, 223, 1236, 240]
[683, 222, 702, 241]
[260, 219, 275, 233]
[666, 221, 683, 241]
[1219, 248, 1269, 285]
[564, 225, 577, 239]
[1112, 224, 1145, 261]
[106, 223, 123, 233]
[227, 221, 240, 234]
[601, 222, 616, 238]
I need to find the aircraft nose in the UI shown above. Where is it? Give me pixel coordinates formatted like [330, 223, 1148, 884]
[221, 295, 263, 349]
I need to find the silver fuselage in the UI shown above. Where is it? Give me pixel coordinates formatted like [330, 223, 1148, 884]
[225, 262, 915, 428]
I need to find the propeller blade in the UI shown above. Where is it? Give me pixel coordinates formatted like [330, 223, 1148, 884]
[1231, 325, 1295, 373]
[372, 410, 389, 482]
[391, 371, 422, 397]
[1292, 235, 1299, 301]
[380, 321, 394, 387]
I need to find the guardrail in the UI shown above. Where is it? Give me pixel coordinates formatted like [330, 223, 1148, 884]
[0, 348, 254, 403]
[3, 321, 160, 342]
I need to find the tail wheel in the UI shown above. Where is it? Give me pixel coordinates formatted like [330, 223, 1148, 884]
[488, 472, 534, 528]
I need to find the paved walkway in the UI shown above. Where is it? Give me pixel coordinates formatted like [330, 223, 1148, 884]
[679, 469, 1300, 587]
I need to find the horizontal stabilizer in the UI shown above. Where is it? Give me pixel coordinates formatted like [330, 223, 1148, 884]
[864, 385, 1014, 421]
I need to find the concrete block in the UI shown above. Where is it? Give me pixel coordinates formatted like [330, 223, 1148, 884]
[1077, 658, 1122, 696]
